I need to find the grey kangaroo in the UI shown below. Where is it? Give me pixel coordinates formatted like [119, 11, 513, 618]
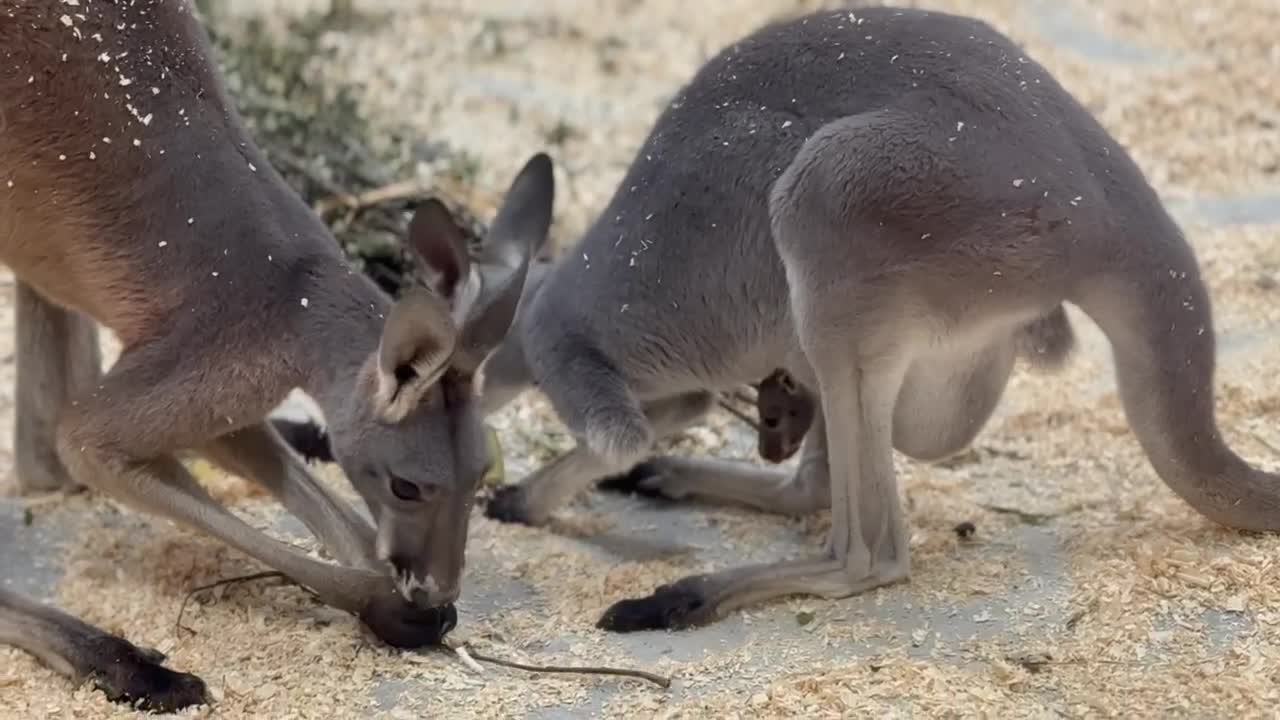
[0, 1, 551, 711]
[284, 5, 1280, 634]
[503, 5, 1280, 631]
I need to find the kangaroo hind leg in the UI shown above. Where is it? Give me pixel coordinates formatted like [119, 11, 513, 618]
[0, 588, 208, 712]
[12, 282, 102, 494]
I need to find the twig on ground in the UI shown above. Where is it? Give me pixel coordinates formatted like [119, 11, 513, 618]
[268, 148, 357, 204]
[1065, 597, 1099, 632]
[1029, 655, 1226, 670]
[452, 643, 672, 689]
[175, 571, 290, 637]
[717, 393, 760, 432]
[452, 644, 486, 674]
[18, 489, 80, 509]
[1249, 430, 1280, 456]
[315, 179, 425, 217]
[978, 503, 1060, 525]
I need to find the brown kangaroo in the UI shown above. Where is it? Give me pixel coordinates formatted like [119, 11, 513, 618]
[0, 0, 552, 712]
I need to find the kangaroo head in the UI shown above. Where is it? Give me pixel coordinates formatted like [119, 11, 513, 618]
[326, 153, 554, 608]
[755, 369, 816, 463]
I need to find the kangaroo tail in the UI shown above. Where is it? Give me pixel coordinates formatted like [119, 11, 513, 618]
[1072, 231, 1280, 531]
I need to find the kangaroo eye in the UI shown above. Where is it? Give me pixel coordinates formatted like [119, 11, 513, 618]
[390, 475, 422, 502]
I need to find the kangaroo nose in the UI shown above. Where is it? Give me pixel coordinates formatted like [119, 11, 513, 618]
[358, 594, 459, 648]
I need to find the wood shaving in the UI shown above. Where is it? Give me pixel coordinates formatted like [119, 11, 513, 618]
[3, 0, 1280, 718]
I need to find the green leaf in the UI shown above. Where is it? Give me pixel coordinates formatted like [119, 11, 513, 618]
[482, 425, 506, 488]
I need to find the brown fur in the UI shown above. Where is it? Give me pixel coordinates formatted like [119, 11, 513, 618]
[0, 1, 553, 711]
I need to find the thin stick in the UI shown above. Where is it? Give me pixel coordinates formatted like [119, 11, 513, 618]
[268, 150, 357, 205]
[1250, 430, 1280, 457]
[978, 503, 1059, 524]
[1032, 655, 1226, 670]
[357, 179, 426, 207]
[175, 571, 289, 637]
[462, 645, 672, 689]
[18, 490, 78, 510]
[717, 393, 760, 432]
[452, 645, 486, 675]
[314, 179, 425, 217]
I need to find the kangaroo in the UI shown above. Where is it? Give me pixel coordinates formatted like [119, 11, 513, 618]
[481, 6, 1277, 633]
[0, 1, 551, 711]
[753, 369, 817, 464]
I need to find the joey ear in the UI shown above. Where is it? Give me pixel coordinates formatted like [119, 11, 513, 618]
[374, 288, 458, 422]
[406, 198, 473, 302]
[451, 152, 556, 373]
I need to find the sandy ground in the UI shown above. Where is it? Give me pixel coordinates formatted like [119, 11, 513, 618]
[3, 0, 1280, 718]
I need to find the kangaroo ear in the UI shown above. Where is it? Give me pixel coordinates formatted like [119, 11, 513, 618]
[454, 154, 556, 373]
[401, 153, 555, 376]
[406, 198, 472, 303]
[373, 288, 458, 422]
[480, 153, 556, 269]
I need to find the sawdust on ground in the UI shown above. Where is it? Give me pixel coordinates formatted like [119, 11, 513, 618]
[3, 1, 1280, 718]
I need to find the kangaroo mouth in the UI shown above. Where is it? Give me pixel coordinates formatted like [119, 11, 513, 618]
[359, 594, 458, 649]
[760, 438, 802, 464]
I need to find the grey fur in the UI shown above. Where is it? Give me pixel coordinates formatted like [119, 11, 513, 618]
[475, 7, 1280, 632]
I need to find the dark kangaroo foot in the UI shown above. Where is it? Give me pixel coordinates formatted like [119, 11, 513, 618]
[270, 419, 334, 464]
[81, 635, 209, 714]
[595, 461, 674, 501]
